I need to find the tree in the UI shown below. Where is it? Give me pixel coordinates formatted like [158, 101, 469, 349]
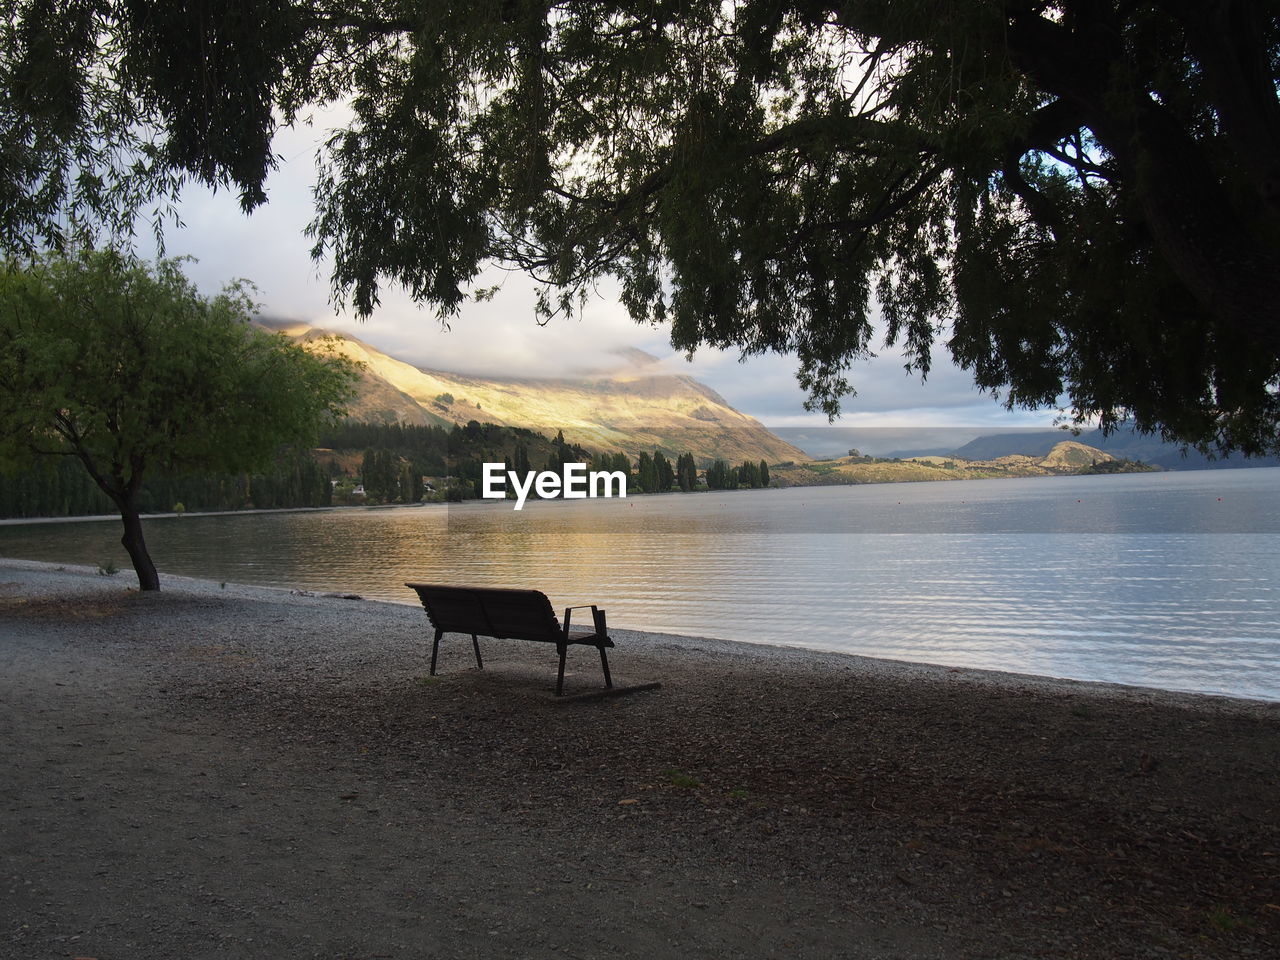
[514, 441, 532, 477]
[378, 448, 397, 499]
[706, 460, 730, 490]
[635, 451, 656, 493]
[360, 448, 380, 500]
[653, 450, 675, 491]
[0, 251, 359, 590]
[759, 460, 770, 488]
[610, 452, 632, 478]
[399, 460, 422, 503]
[676, 453, 699, 492]
[542, 428, 569, 473]
[3, 2, 1277, 453]
[361, 447, 394, 501]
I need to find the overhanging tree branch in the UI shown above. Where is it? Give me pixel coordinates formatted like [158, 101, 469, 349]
[1, 1, 1277, 454]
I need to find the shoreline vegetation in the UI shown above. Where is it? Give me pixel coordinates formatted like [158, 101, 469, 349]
[2, 559, 1276, 958]
[0, 418, 1158, 521]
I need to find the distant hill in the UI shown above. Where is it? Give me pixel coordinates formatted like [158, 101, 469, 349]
[1038, 440, 1116, 470]
[263, 320, 807, 464]
[770, 440, 1131, 487]
[949, 430, 1084, 461]
[950, 428, 1280, 470]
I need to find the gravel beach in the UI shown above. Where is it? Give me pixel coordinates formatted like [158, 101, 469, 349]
[1, 558, 1277, 959]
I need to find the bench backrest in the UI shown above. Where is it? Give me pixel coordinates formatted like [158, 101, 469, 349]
[406, 583, 563, 643]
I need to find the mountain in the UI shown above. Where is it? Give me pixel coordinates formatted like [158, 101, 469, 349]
[265, 320, 807, 464]
[950, 428, 1280, 470]
[1036, 440, 1115, 471]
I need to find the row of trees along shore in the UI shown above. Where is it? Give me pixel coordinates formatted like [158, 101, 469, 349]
[0, 415, 776, 518]
[0, 449, 335, 519]
[316, 422, 773, 503]
[330, 431, 775, 503]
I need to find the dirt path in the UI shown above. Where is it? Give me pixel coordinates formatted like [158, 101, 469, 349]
[1, 561, 1276, 959]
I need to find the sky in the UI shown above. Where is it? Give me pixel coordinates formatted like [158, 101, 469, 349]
[145, 116, 1063, 455]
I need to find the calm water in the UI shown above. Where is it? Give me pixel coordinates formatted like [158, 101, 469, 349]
[2, 469, 1278, 700]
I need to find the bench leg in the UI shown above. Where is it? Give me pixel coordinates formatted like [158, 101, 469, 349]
[430, 628, 443, 676]
[599, 646, 613, 689]
[471, 633, 484, 670]
[556, 643, 567, 697]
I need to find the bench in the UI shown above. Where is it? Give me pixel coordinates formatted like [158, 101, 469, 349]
[404, 583, 615, 696]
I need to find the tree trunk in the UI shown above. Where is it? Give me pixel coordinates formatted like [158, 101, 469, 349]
[119, 502, 160, 591]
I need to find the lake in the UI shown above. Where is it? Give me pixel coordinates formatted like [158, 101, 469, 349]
[2, 468, 1278, 700]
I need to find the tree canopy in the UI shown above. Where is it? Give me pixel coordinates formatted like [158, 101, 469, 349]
[0, 251, 359, 589]
[2, 1, 1277, 454]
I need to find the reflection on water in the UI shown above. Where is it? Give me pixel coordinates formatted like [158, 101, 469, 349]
[2, 469, 1278, 700]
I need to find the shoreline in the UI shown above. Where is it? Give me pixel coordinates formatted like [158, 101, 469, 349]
[4, 556, 1275, 709]
[0, 500, 441, 527]
[2, 560, 1277, 958]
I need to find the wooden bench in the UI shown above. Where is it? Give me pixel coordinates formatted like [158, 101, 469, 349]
[405, 583, 615, 696]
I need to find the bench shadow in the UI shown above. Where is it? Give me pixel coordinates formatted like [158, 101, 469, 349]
[449, 662, 662, 703]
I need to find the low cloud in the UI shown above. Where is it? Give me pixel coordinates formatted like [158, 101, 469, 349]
[320, 273, 674, 380]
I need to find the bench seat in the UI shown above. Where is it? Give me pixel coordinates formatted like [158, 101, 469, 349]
[405, 583, 614, 696]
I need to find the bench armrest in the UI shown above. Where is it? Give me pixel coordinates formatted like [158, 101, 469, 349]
[563, 604, 606, 636]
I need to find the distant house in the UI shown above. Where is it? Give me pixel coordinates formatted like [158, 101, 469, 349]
[329, 479, 366, 502]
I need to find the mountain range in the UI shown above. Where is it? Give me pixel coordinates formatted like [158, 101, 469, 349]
[264, 320, 807, 464]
